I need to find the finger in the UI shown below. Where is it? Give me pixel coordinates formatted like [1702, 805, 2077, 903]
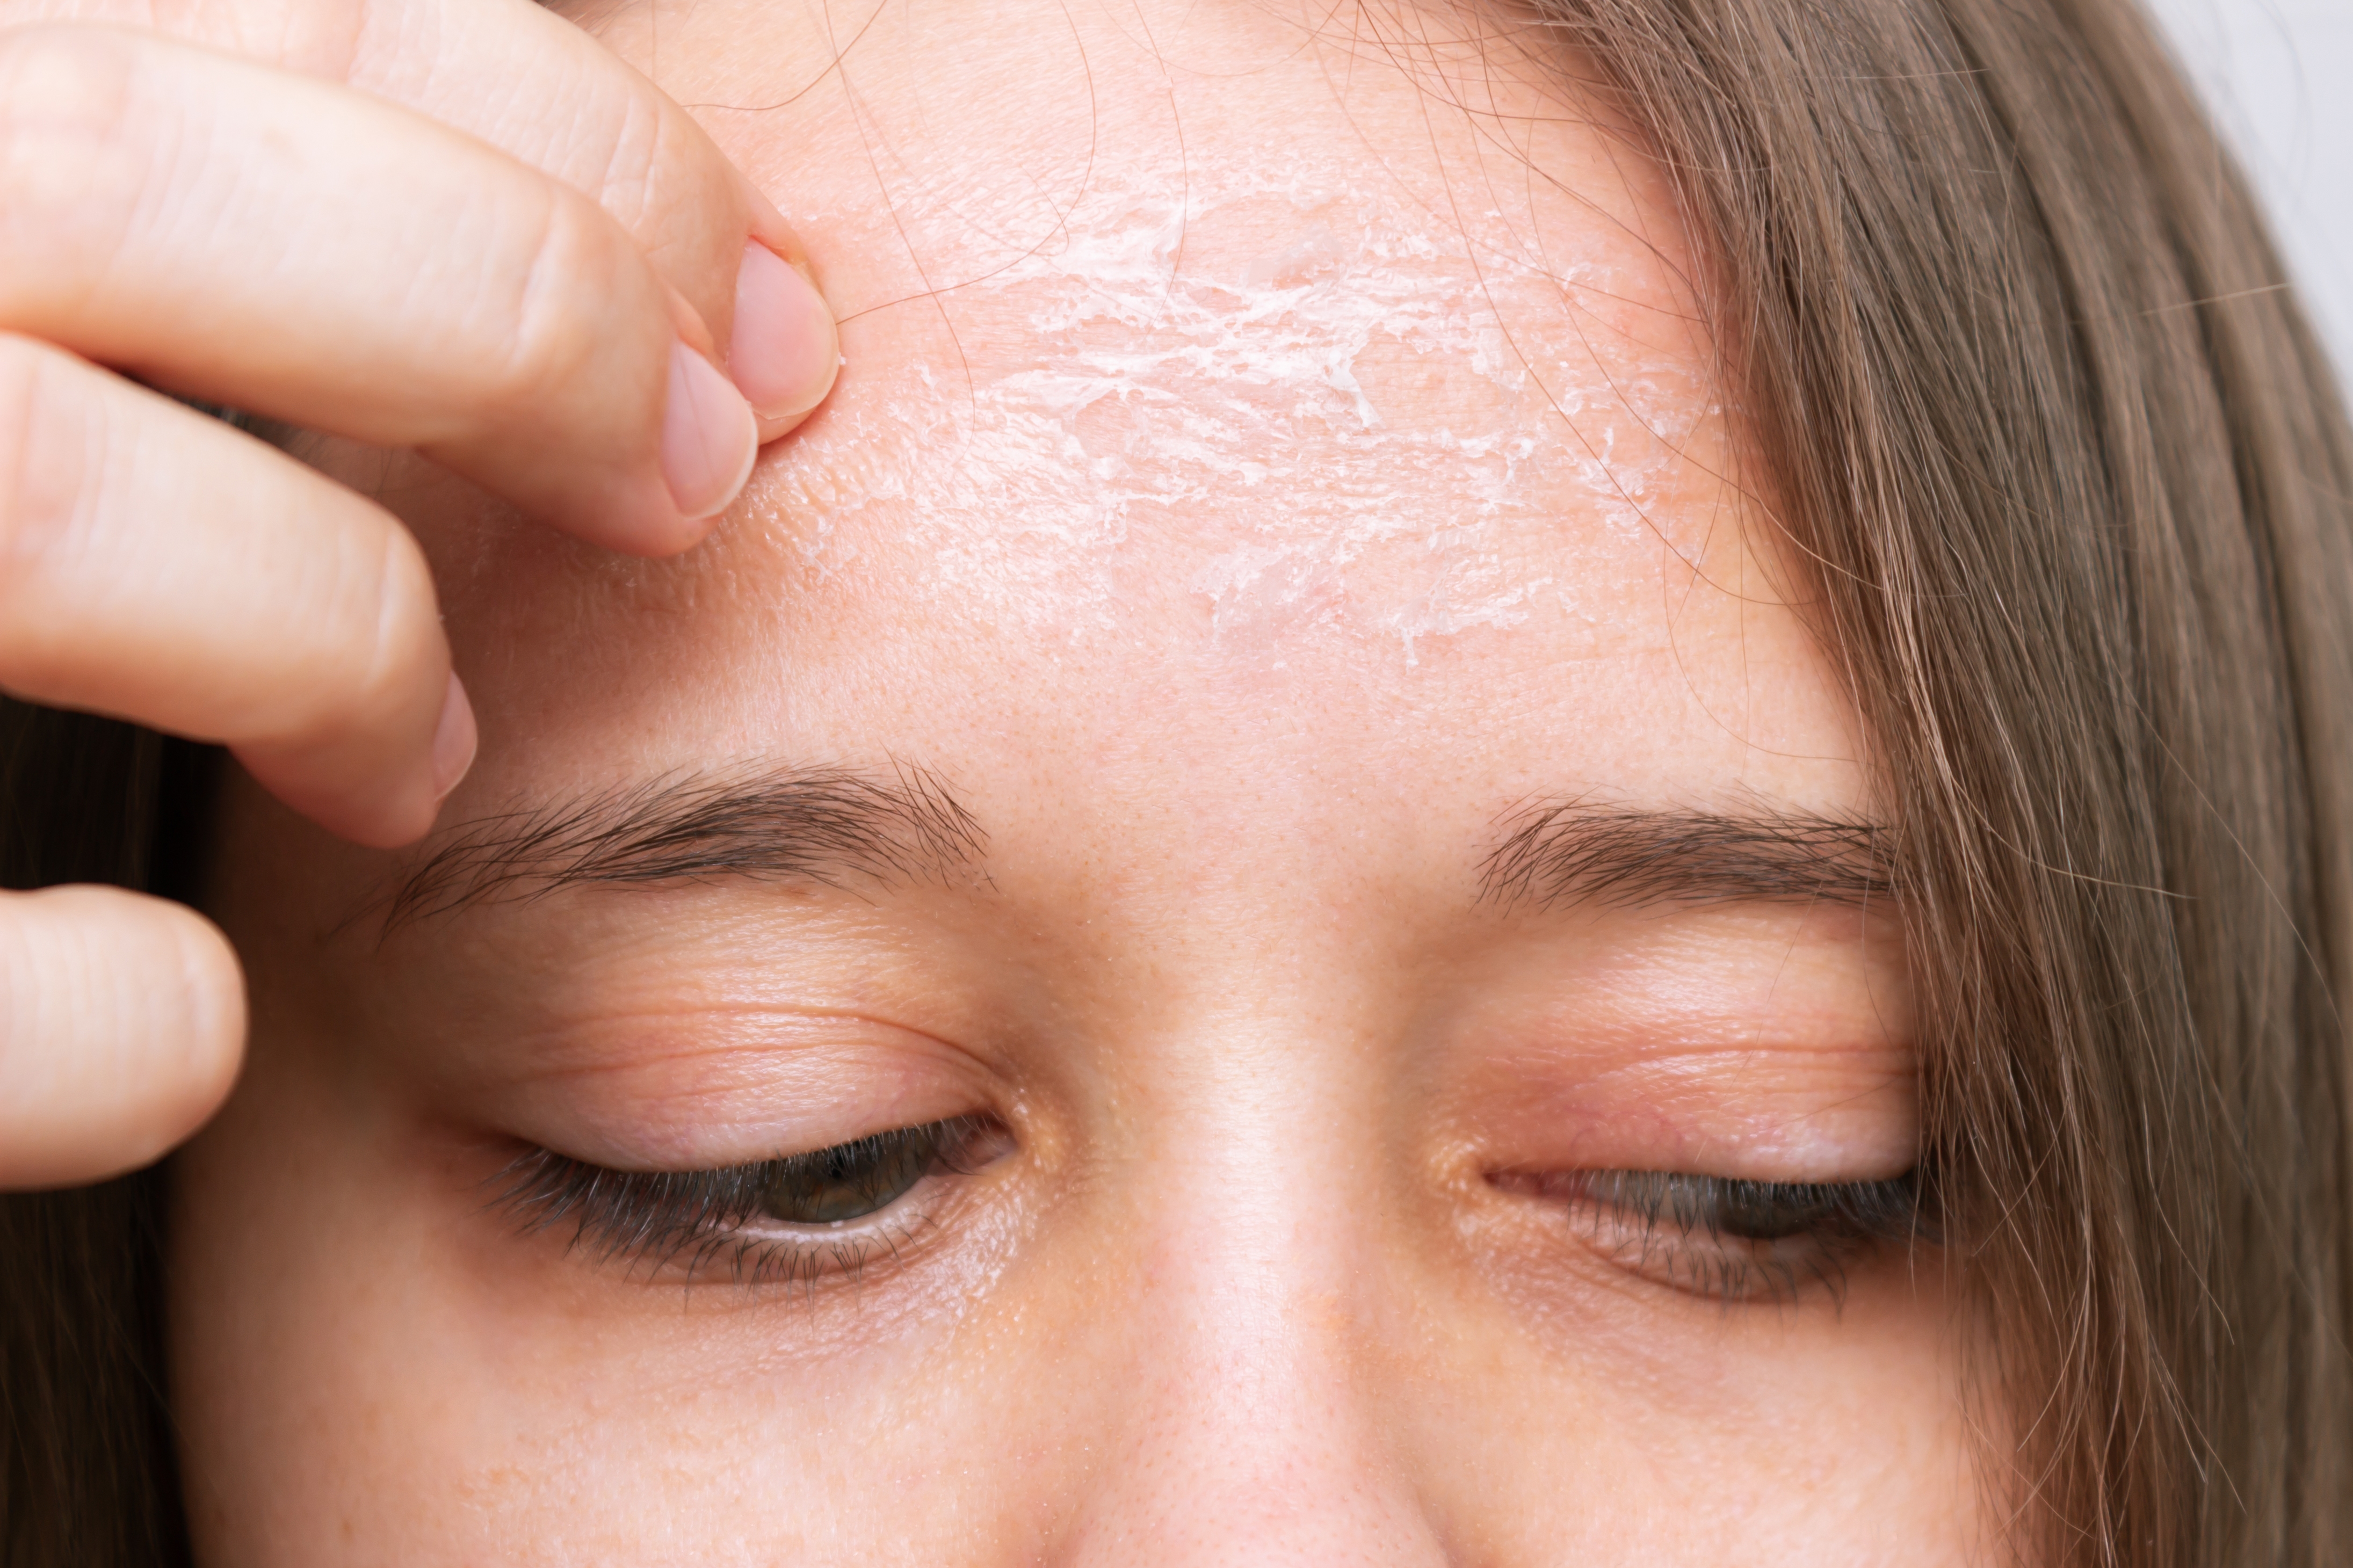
[736, 238, 843, 446]
[0, 24, 757, 553]
[0, 336, 473, 848]
[352, 0, 841, 425]
[0, 884, 244, 1189]
[0, 0, 841, 434]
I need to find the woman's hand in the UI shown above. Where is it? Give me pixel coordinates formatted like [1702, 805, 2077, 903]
[0, 0, 840, 1187]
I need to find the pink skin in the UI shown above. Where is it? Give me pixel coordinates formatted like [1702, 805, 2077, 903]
[171, 2, 1993, 1562]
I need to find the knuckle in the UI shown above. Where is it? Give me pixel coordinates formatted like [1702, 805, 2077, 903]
[0, 23, 139, 128]
[0, 25, 145, 284]
[332, 515, 440, 731]
[587, 88, 668, 239]
[0, 336, 85, 598]
[0, 335, 44, 550]
[234, 507, 439, 760]
[590, 92, 737, 254]
[509, 53, 727, 252]
[595, 99, 747, 316]
[481, 191, 647, 410]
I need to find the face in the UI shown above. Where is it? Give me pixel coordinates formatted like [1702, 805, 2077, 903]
[173, 2, 1986, 1560]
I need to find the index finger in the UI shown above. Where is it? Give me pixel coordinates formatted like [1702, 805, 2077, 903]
[1, 0, 841, 436]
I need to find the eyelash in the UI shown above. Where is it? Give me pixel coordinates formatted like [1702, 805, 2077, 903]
[1497, 1167, 1934, 1304]
[493, 1115, 999, 1290]
[496, 1124, 1928, 1307]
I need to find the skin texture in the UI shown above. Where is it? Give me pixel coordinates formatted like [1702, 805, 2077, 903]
[173, 2, 1990, 1561]
[0, 0, 842, 1185]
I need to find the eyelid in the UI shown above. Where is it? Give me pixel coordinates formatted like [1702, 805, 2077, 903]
[474, 1010, 1003, 1173]
[1436, 912, 1921, 1183]
[1495, 1166, 1935, 1304]
[492, 1115, 1008, 1288]
[1465, 1040, 1922, 1187]
[1568, 1168, 1934, 1243]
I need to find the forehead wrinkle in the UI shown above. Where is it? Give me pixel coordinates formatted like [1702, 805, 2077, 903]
[378, 761, 987, 932]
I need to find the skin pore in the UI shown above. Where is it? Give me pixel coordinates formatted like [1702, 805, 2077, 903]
[169, 1, 1985, 1561]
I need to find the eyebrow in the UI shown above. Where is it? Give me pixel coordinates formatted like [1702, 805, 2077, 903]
[382, 774, 1883, 931]
[1476, 800, 1891, 913]
[381, 763, 987, 928]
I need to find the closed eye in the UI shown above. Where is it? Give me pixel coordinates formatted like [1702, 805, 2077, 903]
[1494, 1167, 1936, 1303]
[492, 1115, 1010, 1288]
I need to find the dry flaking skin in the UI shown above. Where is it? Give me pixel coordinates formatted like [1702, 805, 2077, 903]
[729, 35, 1737, 667]
[171, 7, 1978, 1565]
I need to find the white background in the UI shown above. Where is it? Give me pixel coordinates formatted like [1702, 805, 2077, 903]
[2141, 0, 2353, 386]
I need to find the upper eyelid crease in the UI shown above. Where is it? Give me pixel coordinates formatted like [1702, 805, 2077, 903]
[374, 759, 989, 932]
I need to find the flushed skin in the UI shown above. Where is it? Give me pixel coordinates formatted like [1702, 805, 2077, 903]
[173, 2, 1985, 1561]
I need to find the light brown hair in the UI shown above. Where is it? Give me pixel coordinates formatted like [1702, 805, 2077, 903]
[4, 0, 2349, 1560]
[1505, 0, 2353, 1560]
[1515, 0, 2353, 1557]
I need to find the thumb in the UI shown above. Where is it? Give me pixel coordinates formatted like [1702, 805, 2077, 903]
[0, 884, 245, 1189]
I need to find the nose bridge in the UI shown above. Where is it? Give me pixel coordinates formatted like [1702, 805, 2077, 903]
[1055, 1044, 1451, 1567]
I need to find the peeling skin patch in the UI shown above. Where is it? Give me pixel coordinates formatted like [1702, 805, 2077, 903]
[740, 136, 1726, 664]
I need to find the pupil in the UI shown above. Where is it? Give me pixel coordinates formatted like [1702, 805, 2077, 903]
[757, 1124, 945, 1225]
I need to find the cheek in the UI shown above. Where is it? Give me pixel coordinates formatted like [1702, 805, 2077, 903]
[1409, 1251, 1981, 1559]
[168, 1024, 1982, 1567]
[166, 1027, 940, 1559]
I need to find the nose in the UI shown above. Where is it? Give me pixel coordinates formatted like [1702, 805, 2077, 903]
[1053, 1151, 1452, 1565]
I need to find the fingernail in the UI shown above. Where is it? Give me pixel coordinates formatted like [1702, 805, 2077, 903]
[729, 241, 841, 421]
[430, 671, 478, 804]
[662, 340, 759, 521]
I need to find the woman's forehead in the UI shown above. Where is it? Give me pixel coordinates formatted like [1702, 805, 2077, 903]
[407, 0, 1863, 824]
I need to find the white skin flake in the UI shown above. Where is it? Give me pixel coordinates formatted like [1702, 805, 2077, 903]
[749, 144, 1715, 663]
